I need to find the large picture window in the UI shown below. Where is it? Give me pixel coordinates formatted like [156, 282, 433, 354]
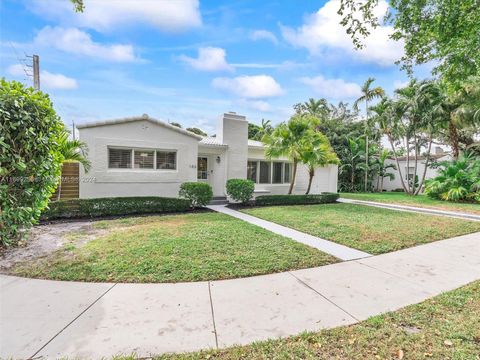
[284, 163, 291, 183]
[259, 161, 271, 184]
[247, 161, 257, 183]
[108, 147, 176, 171]
[272, 162, 283, 184]
[108, 148, 132, 169]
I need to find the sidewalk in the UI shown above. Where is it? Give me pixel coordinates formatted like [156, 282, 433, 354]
[1, 232, 479, 359]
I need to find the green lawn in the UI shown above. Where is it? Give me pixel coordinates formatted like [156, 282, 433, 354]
[241, 203, 480, 254]
[341, 192, 480, 215]
[10, 212, 336, 283]
[149, 281, 480, 360]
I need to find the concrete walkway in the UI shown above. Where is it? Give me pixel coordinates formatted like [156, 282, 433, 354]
[339, 197, 480, 221]
[208, 205, 371, 260]
[1, 232, 479, 359]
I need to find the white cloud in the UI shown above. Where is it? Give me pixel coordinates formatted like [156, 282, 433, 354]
[280, 0, 403, 66]
[300, 75, 362, 99]
[35, 26, 137, 62]
[212, 75, 284, 99]
[179, 47, 233, 72]
[250, 30, 279, 45]
[30, 0, 201, 33]
[238, 99, 272, 112]
[8, 64, 78, 89]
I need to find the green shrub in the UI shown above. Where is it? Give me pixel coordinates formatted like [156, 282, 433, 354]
[255, 193, 339, 206]
[41, 197, 191, 220]
[425, 154, 480, 203]
[226, 179, 255, 203]
[179, 182, 213, 207]
[0, 80, 65, 246]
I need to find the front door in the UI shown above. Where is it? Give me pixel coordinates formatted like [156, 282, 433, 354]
[197, 156, 209, 183]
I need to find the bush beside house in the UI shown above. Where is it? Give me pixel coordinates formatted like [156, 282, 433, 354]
[0, 80, 65, 246]
[41, 197, 191, 220]
[179, 182, 213, 207]
[255, 193, 339, 206]
[226, 179, 254, 203]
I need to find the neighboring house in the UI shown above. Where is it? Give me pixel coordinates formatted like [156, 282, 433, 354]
[381, 148, 451, 191]
[77, 112, 338, 199]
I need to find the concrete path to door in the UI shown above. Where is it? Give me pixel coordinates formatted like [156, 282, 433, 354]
[338, 197, 480, 222]
[1, 232, 479, 359]
[207, 205, 371, 261]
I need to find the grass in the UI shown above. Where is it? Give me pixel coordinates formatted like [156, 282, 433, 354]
[241, 203, 480, 254]
[147, 281, 480, 360]
[341, 192, 480, 215]
[10, 212, 336, 283]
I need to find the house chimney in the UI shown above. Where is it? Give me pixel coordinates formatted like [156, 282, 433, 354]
[218, 112, 248, 180]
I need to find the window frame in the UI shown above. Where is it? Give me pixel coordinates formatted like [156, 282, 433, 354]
[107, 146, 177, 171]
[248, 159, 292, 185]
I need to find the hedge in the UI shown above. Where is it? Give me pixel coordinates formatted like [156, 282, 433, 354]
[255, 193, 339, 206]
[178, 182, 213, 207]
[226, 179, 254, 203]
[41, 196, 191, 220]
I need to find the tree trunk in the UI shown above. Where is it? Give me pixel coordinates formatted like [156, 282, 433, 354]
[405, 135, 412, 194]
[306, 167, 314, 194]
[412, 128, 418, 195]
[449, 121, 460, 159]
[56, 164, 64, 201]
[288, 159, 298, 195]
[376, 173, 380, 192]
[388, 135, 409, 192]
[415, 137, 433, 195]
[364, 100, 369, 192]
[380, 176, 384, 192]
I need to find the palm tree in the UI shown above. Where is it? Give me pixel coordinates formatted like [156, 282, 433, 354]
[300, 133, 339, 194]
[339, 137, 366, 192]
[254, 119, 274, 140]
[263, 115, 319, 194]
[56, 131, 90, 200]
[373, 149, 397, 192]
[354, 78, 385, 192]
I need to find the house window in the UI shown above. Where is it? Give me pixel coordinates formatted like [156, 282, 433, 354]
[247, 161, 258, 183]
[272, 162, 283, 184]
[157, 151, 176, 170]
[284, 163, 291, 183]
[134, 150, 154, 169]
[259, 161, 271, 184]
[109, 148, 132, 169]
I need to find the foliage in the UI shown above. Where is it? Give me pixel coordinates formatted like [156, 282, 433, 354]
[371, 148, 396, 192]
[425, 154, 480, 203]
[294, 98, 330, 118]
[338, 0, 480, 87]
[0, 80, 65, 246]
[186, 127, 207, 136]
[248, 119, 273, 140]
[179, 182, 213, 207]
[70, 0, 84, 12]
[170, 122, 182, 128]
[41, 196, 191, 220]
[263, 115, 320, 194]
[226, 179, 254, 203]
[255, 193, 339, 206]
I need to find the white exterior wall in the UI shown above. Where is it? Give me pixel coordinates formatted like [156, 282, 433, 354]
[247, 148, 338, 195]
[79, 120, 198, 198]
[197, 145, 227, 197]
[381, 155, 450, 191]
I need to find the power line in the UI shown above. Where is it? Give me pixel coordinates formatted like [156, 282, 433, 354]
[8, 41, 32, 81]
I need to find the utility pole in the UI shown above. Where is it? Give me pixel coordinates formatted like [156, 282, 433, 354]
[72, 120, 76, 140]
[32, 55, 40, 90]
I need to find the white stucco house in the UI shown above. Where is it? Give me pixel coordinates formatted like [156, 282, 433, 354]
[381, 148, 451, 191]
[77, 112, 338, 199]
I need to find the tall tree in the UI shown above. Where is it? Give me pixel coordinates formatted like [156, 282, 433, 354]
[372, 148, 397, 192]
[295, 98, 330, 119]
[338, 0, 480, 88]
[186, 127, 207, 136]
[263, 115, 319, 194]
[353, 78, 384, 192]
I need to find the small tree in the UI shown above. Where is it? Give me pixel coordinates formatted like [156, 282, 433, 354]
[226, 179, 254, 203]
[0, 80, 65, 246]
[263, 115, 319, 194]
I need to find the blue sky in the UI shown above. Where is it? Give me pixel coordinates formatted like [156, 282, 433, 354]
[0, 0, 431, 135]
